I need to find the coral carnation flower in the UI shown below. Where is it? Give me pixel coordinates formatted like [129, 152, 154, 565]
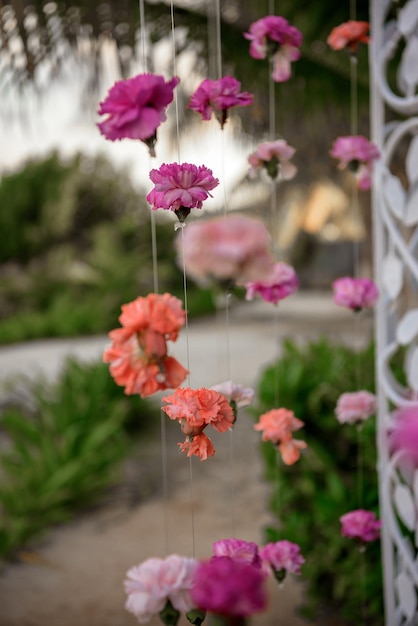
[97, 73, 179, 156]
[119, 293, 186, 342]
[178, 432, 216, 461]
[254, 408, 307, 465]
[327, 21, 370, 53]
[103, 332, 188, 397]
[188, 75, 254, 128]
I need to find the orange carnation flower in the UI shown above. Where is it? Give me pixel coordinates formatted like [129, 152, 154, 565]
[254, 408, 307, 465]
[178, 432, 216, 461]
[103, 293, 188, 398]
[327, 21, 370, 53]
[119, 293, 186, 342]
[103, 333, 188, 397]
[162, 387, 235, 460]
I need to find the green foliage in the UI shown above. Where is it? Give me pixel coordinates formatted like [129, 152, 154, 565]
[256, 337, 383, 624]
[0, 358, 159, 560]
[0, 153, 215, 344]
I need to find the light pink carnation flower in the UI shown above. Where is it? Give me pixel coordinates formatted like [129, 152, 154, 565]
[335, 391, 377, 425]
[260, 540, 305, 580]
[146, 162, 219, 222]
[175, 214, 274, 286]
[97, 73, 179, 156]
[330, 135, 380, 190]
[340, 509, 381, 543]
[244, 15, 302, 82]
[188, 75, 254, 128]
[210, 381, 255, 408]
[389, 404, 418, 466]
[245, 262, 298, 305]
[248, 139, 297, 180]
[213, 538, 262, 569]
[124, 555, 198, 622]
[333, 276, 379, 311]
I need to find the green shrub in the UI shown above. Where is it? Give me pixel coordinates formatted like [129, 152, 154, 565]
[0, 153, 216, 344]
[256, 337, 383, 624]
[0, 358, 160, 561]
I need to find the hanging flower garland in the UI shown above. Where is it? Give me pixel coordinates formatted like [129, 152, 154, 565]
[329, 135, 380, 191]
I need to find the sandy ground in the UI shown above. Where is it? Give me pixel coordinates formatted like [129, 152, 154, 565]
[0, 294, 368, 626]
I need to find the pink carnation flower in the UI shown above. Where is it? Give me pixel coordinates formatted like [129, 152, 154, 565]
[330, 135, 380, 190]
[244, 15, 302, 82]
[245, 262, 298, 305]
[335, 391, 377, 425]
[97, 73, 179, 156]
[146, 162, 219, 222]
[389, 404, 418, 466]
[213, 538, 262, 569]
[191, 556, 268, 617]
[333, 277, 379, 311]
[327, 21, 370, 54]
[188, 75, 254, 128]
[254, 408, 307, 465]
[248, 139, 297, 181]
[260, 541, 305, 579]
[175, 214, 274, 286]
[124, 554, 198, 622]
[340, 509, 381, 543]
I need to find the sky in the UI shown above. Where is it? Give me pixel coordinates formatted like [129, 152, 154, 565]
[0, 36, 260, 213]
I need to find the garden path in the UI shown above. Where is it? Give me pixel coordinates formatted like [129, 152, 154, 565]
[0, 292, 368, 626]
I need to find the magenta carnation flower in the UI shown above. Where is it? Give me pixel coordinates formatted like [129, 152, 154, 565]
[340, 509, 381, 543]
[244, 15, 302, 82]
[248, 139, 297, 180]
[191, 556, 267, 617]
[335, 391, 377, 425]
[260, 540, 305, 580]
[389, 404, 418, 466]
[213, 538, 262, 569]
[333, 277, 379, 312]
[175, 214, 274, 286]
[124, 555, 198, 622]
[146, 162, 219, 222]
[330, 135, 380, 190]
[97, 73, 179, 156]
[188, 75, 254, 128]
[245, 261, 298, 305]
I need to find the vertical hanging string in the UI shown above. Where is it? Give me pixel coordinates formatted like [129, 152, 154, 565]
[170, 1, 196, 556]
[139, 0, 169, 554]
[170, 1, 181, 163]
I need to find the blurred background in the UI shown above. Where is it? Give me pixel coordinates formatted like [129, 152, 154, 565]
[0, 0, 371, 345]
